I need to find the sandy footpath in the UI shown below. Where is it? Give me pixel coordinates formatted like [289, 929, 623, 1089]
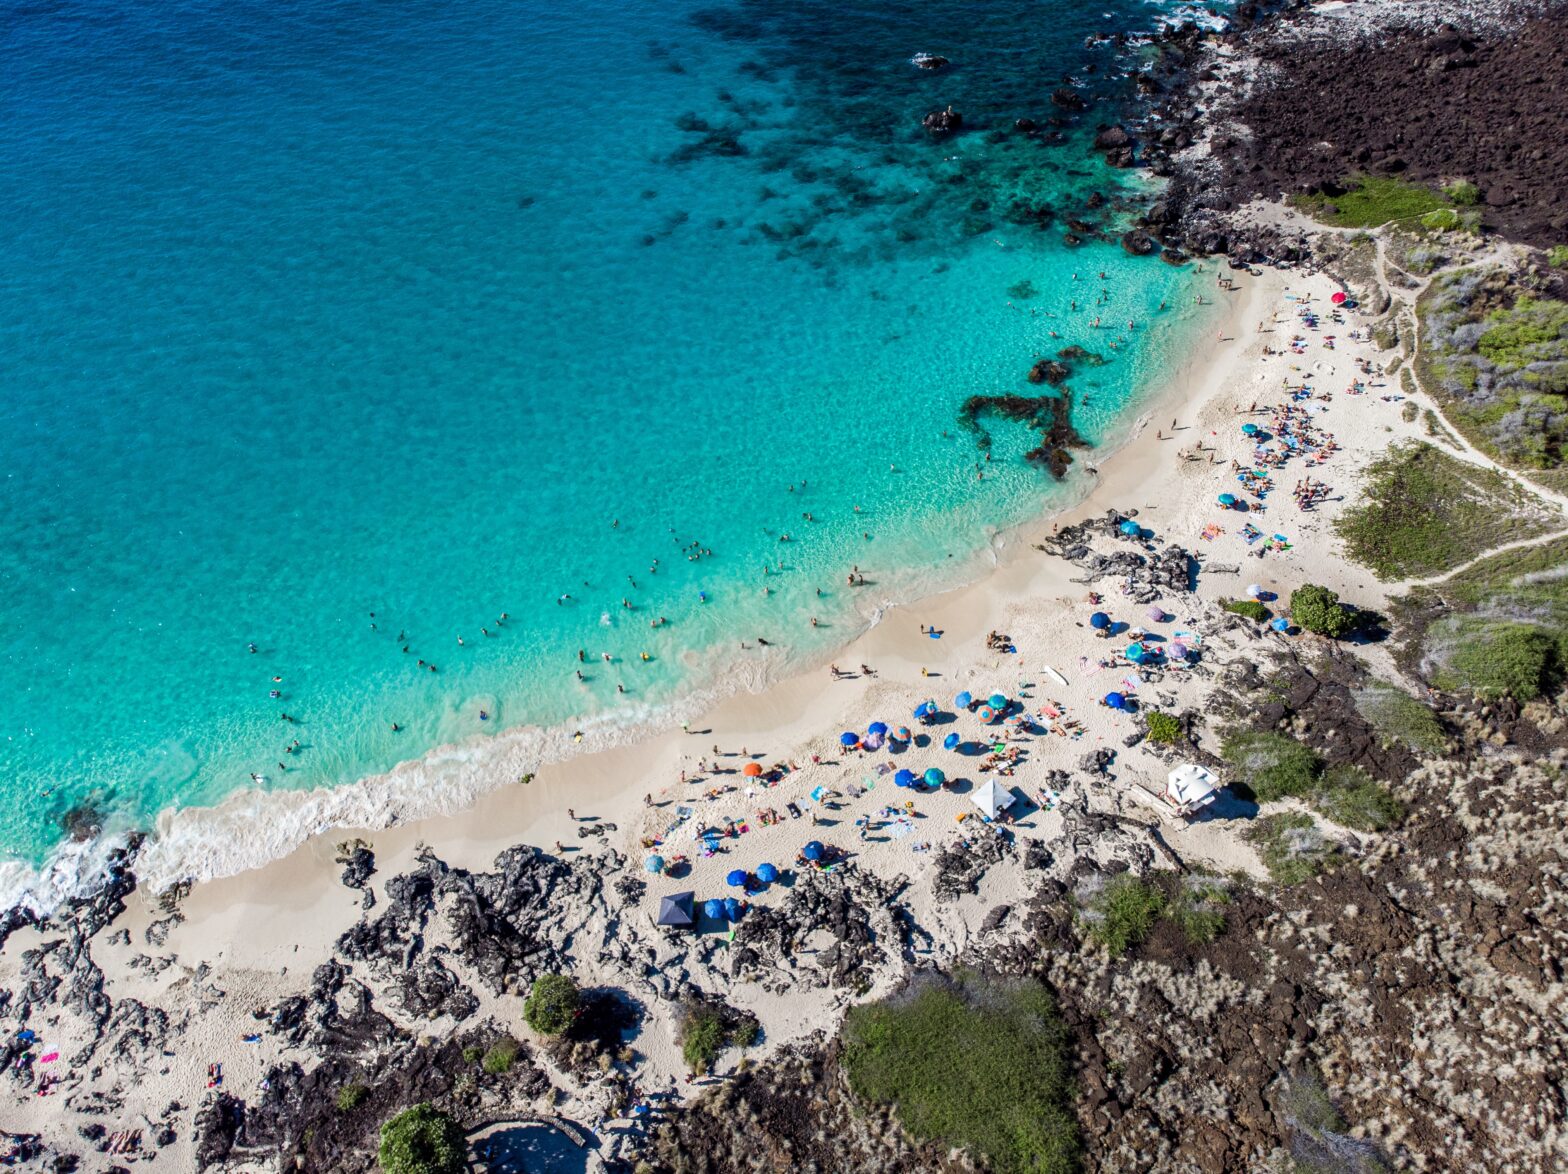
[0, 258, 1479, 1165]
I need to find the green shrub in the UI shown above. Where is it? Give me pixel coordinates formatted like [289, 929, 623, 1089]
[1244, 813, 1339, 886]
[1442, 180, 1479, 206]
[733, 1019, 760, 1049]
[1443, 622, 1559, 700]
[680, 1005, 727, 1074]
[461, 1045, 482, 1065]
[1077, 874, 1165, 956]
[1311, 765, 1404, 832]
[1222, 599, 1270, 622]
[523, 973, 580, 1036]
[1549, 245, 1568, 269]
[378, 1104, 467, 1174]
[481, 1036, 520, 1076]
[842, 972, 1078, 1174]
[1220, 731, 1323, 801]
[1144, 711, 1183, 744]
[1291, 585, 1355, 638]
[1166, 876, 1230, 945]
[1353, 684, 1446, 754]
[335, 1083, 369, 1112]
[1421, 208, 1460, 231]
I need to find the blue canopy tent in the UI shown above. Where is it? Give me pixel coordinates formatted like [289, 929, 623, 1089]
[657, 891, 696, 928]
[756, 862, 779, 884]
[802, 840, 825, 862]
[702, 898, 725, 921]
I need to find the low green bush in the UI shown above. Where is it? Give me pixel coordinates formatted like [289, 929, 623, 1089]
[1222, 599, 1270, 622]
[680, 1005, 727, 1074]
[1312, 765, 1404, 832]
[1443, 622, 1559, 700]
[335, 1083, 369, 1112]
[523, 973, 580, 1036]
[378, 1104, 467, 1174]
[1353, 684, 1446, 754]
[1220, 731, 1323, 801]
[1244, 813, 1339, 886]
[1549, 245, 1568, 269]
[1144, 711, 1183, 744]
[1166, 876, 1230, 945]
[1077, 874, 1165, 956]
[842, 972, 1078, 1174]
[1442, 180, 1479, 206]
[481, 1036, 520, 1076]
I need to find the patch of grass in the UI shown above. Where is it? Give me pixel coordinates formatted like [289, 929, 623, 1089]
[1392, 536, 1568, 696]
[1144, 711, 1183, 744]
[1549, 245, 1568, 269]
[1436, 621, 1560, 700]
[1416, 267, 1568, 476]
[1443, 180, 1480, 206]
[1292, 176, 1449, 228]
[1165, 876, 1230, 944]
[1401, 400, 1419, 423]
[1244, 813, 1339, 886]
[1220, 731, 1323, 801]
[481, 1036, 520, 1076]
[1352, 683, 1446, 754]
[335, 1083, 369, 1112]
[842, 971, 1078, 1174]
[1334, 441, 1554, 579]
[1222, 598, 1270, 622]
[1311, 765, 1403, 832]
[1075, 873, 1165, 956]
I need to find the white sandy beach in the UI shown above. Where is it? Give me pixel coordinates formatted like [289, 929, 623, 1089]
[1, 257, 1500, 1167]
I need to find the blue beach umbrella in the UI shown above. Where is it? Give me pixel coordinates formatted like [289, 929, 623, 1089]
[867, 721, 888, 737]
[703, 898, 724, 920]
[1271, 617, 1291, 632]
[723, 897, 744, 921]
[1119, 520, 1140, 536]
[756, 862, 779, 884]
[726, 869, 748, 888]
[644, 854, 665, 874]
[894, 769, 916, 788]
[1242, 422, 1259, 436]
[955, 690, 973, 709]
[1218, 493, 1238, 507]
[943, 732, 960, 750]
[913, 701, 932, 720]
[1090, 612, 1110, 630]
[988, 692, 1007, 711]
[1104, 691, 1126, 710]
[839, 731, 858, 747]
[1126, 642, 1146, 661]
[924, 767, 946, 787]
[802, 840, 824, 862]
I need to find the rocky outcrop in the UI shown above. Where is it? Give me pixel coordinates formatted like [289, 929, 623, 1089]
[921, 106, 963, 134]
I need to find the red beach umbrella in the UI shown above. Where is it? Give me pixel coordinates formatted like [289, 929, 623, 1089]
[1330, 291, 1347, 305]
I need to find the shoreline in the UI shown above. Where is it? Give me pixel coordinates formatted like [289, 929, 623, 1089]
[106, 270, 1254, 951]
[1, 280, 1227, 918]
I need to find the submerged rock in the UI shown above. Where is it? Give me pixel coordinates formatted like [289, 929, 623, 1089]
[921, 106, 963, 134]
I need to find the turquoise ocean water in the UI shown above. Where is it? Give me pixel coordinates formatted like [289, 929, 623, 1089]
[0, 0, 1221, 901]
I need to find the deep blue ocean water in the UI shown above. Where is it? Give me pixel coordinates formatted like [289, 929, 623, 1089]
[0, 0, 1221, 896]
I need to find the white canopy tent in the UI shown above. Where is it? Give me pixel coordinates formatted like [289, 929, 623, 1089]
[971, 779, 1015, 820]
[1165, 764, 1219, 815]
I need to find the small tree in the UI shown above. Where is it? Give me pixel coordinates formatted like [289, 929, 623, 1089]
[1290, 584, 1355, 638]
[378, 1104, 466, 1174]
[524, 973, 580, 1036]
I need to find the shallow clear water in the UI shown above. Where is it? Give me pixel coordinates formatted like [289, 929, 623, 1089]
[0, 0, 1213, 885]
